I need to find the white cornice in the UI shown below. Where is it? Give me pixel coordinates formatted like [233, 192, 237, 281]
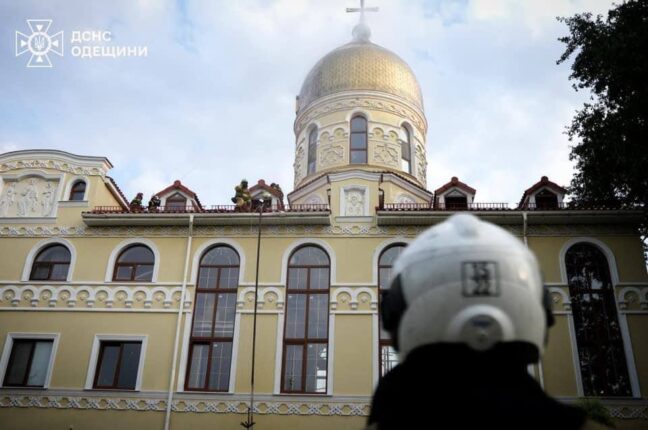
[0, 150, 113, 180]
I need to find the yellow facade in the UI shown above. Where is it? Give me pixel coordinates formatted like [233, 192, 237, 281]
[1, 20, 647, 430]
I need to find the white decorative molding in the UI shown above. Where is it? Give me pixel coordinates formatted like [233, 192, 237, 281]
[84, 334, 148, 391]
[0, 392, 645, 419]
[548, 286, 572, 312]
[330, 287, 377, 311]
[0, 393, 372, 416]
[236, 286, 284, 310]
[104, 238, 161, 283]
[0, 150, 111, 177]
[21, 237, 77, 282]
[0, 284, 189, 310]
[618, 286, 648, 311]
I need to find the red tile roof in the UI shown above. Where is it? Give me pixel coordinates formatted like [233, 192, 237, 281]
[434, 177, 476, 195]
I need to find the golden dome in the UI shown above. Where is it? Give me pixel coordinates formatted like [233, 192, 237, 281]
[298, 40, 424, 113]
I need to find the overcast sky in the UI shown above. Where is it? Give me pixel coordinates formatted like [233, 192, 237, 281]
[1, 0, 616, 206]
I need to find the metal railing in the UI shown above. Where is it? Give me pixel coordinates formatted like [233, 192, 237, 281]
[379, 202, 511, 211]
[85, 204, 330, 215]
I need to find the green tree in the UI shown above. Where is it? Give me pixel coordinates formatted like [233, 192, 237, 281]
[557, 0, 648, 242]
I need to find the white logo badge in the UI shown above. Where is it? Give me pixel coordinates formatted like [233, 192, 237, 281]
[16, 19, 64, 68]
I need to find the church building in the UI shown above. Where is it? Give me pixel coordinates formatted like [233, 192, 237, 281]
[0, 5, 646, 430]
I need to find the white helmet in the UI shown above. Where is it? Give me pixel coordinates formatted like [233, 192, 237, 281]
[381, 213, 553, 361]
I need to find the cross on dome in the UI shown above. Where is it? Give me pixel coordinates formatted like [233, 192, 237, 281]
[346, 0, 379, 42]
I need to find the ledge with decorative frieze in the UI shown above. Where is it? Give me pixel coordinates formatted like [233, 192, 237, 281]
[0, 390, 370, 416]
[0, 283, 191, 311]
[1, 391, 645, 420]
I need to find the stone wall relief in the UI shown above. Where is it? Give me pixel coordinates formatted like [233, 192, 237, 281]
[0, 177, 60, 218]
[319, 144, 345, 167]
[372, 142, 399, 167]
[293, 144, 306, 185]
[341, 187, 367, 217]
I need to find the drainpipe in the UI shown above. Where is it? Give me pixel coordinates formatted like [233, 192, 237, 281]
[523, 211, 545, 389]
[164, 214, 194, 430]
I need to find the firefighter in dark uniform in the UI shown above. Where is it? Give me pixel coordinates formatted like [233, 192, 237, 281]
[369, 214, 610, 430]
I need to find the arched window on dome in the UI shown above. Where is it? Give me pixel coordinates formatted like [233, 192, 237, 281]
[112, 245, 155, 282]
[565, 242, 631, 396]
[281, 245, 330, 393]
[308, 127, 318, 175]
[378, 244, 406, 377]
[185, 245, 239, 391]
[401, 125, 412, 174]
[69, 180, 86, 201]
[29, 244, 71, 281]
[350, 115, 367, 164]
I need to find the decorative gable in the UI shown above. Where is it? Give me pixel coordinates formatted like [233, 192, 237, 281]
[433, 177, 476, 209]
[518, 176, 567, 209]
[154, 180, 202, 211]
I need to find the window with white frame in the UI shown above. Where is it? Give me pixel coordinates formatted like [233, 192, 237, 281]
[86, 335, 147, 391]
[1, 334, 58, 388]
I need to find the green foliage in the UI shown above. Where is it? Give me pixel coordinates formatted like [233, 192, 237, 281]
[557, 0, 648, 244]
[575, 398, 616, 428]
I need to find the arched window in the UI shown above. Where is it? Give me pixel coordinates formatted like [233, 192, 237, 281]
[308, 128, 318, 175]
[282, 246, 330, 393]
[565, 243, 631, 396]
[401, 126, 412, 174]
[69, 181, 86, 201]
[186, 246, 239, 391]
[378, 244, 406, 377]
[350, 115, 367, 164]
[29, 244, 71, 281]
[113, 245, 155, 282]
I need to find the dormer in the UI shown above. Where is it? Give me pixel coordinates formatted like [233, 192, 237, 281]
[518, 176, 567, 209]
[434, 177, 476, 209]
[249, 179, 285, 210]
[154, 180, 202, 212]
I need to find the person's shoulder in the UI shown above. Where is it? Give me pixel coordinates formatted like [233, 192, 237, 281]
[579, 419, 614, 430]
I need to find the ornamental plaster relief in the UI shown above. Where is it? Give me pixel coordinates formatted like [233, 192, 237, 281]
[330, 287, 377, 311]
[293, 145, 306, 185]
[372, 142, 399, 167]
[0, 177, 60, 218]
[617, 286, 648, 312]
[343, 188, 366, 216]
[416, 154, 427, 184]
[319, 143, 345, 167]
[0, 284, 189, 311]
[0, 394, 371, 417]
[0, 159, 106, 177]
[0, 393, 644, 419]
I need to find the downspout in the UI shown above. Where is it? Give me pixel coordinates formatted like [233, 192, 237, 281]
[523, 211, 545, 389]
[164, 214, 194, 430]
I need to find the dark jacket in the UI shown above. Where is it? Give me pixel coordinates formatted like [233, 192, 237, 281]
[368, 343, 600, 430]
